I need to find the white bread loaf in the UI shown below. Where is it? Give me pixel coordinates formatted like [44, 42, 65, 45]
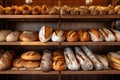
[64, 47, 80, 70]
[40, 50, 52, 72]
[81, 46, 103, 70]
[0, 30, 12, 41]
[75, 47, 93, 70]
[51, 30, 65, 42]
[6, 31, 20, 42]
[111, 29, 120, 41]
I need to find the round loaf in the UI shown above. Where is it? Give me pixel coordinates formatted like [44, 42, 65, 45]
[78, 29, 90, 42]
[39, 25, 53, 42]
[0, 30, 12, 41]
[19, 31, 38, 42]
[22, 5, 32, 15]
[21, 51, 41, 60]
[6, 31, 20, 42]
[13, 58, 25, 68]
[51, 30, 65, 42]
[24, 61, 40, 68]
[110, 62, 120, 70]
[4, 7, 14, 15]
[32, 6, 41, 15]
[14, 6, 23, 15]
[41, 5, 49, 15]
[66, 30, 78, 42]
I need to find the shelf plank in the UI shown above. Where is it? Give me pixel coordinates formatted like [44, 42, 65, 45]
[0, 42, 59, 46]
[61, 15, 120, 19]
[61, 42, 120, 46]
[0, 70, 59, 74]
[0, 15, 59, 19]
[61, 70, 120, 74]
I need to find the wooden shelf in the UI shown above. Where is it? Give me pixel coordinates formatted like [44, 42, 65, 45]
[61, 42, 120, 46]
[0, 70, 59, 75]
[61, 15, 120, 19]
[61, 70, 120, 74]
[0, 15, 59, 19]
[0, 42, 59, 46]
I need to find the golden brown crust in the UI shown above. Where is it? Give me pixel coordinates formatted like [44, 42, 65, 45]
[13, 58, 25, 68]
[24, 61, 40, 68]
[78, 29, 90, 42]
[45, 26, 52, 39]
[66, 30, 78, 42]
[32, 6, 41, 15]
[41, 5, 49, 15]
[22, 5, 32, 15]
[110, 62, 120, 70]
[14, 6, 23, 15]
[0, 5, 5, 14]
[89, 28, 100, 38]
[21, 51, 41, 60]
[5, 7, 14, 15]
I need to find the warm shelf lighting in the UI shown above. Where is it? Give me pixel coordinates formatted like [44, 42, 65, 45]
[25, 0, 32, 4]
[86, 0, 93, 5]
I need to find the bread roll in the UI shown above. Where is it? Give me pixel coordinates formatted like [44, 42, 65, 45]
[39, 26, 52, 42]
[66, 30, 78, 42]
[32, 6, 41, 15]
[70, 7, 79, 15]
[110, 62, 120, 70]
[0, 51, 15, 70]
[53, 50, 67, 71]
[81, 46, 103, 70]
[89, 28, 104, 41]
[21, 51, 41, 60]
[97, 6, 108, 15]
[60, 5, 71, 15]
[78, 30, 90, 42]
[75, 47, 93, 70]
[107, 5, 115, 15]
[4, 7, 14, 15]
[89, 6, 99, 15]
[40, 50, 52, 72]
[111, 29, 120, 41]
[41, 5, 49, 15]
[95, 54, 109, 69]
[6, 31, 20, 42]
[0, 5, 5, 14]
[99, 27, 116, 41]
[114, 5, 120, 15]
[0, 30, 12, 41]
[13, 58, 25, 68]
[51, 30, 65, 42]
[64, 47, 80, 70]
[14, 6, 23, 15]
[19, 31, 38, 42]
[49, 6, 60, 15]
[107, 52, 120, 64]
[11, 5, 18, 14]
[22, 5, 32, 15]
[24, 61, 40, 68]
[79, 6, 89, 15]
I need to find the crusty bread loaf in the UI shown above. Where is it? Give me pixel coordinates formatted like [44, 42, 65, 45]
[51, 29, 65, 42]
[111, 29, 120, 41]
[39, 26, 53, 42]
[32, 6, 41, 15]
[60, 5, 71, 15]
[78, 29, 90, 42]
[70, 7, 79, 15]
[64, 47, 80, 70]
[97, 6, 108, 15]
[24, 61, 40, 68]
[66, 30, 78, 42]
[75, 47, 93, 70]
[41, 5, 49, 15]
[107, 5, 115, 15]
[19, 31, 38, 42]
[79, 6, 89, 15]
[40, 50, 52, 72]
[89, 6, 99, 15]
[89, 28, 104, 41]
[21, 51, 41, 60]
[0, 30, 12, 41]
[53, 50, 67, 71]
[49, 6, 60, 15]
[4, 7, 14, 15]
[114, 5, 120, 15]
[6, 31, 20, 42]
[22, 5, 32, 15]
[14, 6, 23, 15]
[110, 62, 120, 70]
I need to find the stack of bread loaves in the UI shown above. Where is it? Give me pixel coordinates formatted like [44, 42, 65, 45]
[107, 51, 120, 70]
[13, 51, 41, 70]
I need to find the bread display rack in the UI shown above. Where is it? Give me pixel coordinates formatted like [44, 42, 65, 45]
[0, 0, 120, 80]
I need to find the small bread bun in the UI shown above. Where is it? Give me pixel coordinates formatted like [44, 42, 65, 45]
[89, 6, 99, 15]
[0, 30, 12, 41]
[111, 29, 120, 41]
[22, 5, 32, 15]
[60, 5, 71, 15]
[14, 6, 23, 15]
[70, 7, 79, 15]
[51, 30, 65, 42]
[49, 6, 60, 15]
[89, 28, 104, 41]
[97, 6, 108, 15]
[78, 29, 90, 42]
[0, 5, 5, 14]
[114, 5, 120, 15]
[107, 5, 115, 15]
[21, 51, 41, 60]
[79, 6, 89, 15]
[19, 31, 38, 42]
[66, 30, 78, 42]
[6, 31, 20, 42]
[41, 5, 49, 15]
[5, 7, 14, 15]
[39, 26, 52, 42]
[32, 6, 41, 15]
[110, 62, 120, 70]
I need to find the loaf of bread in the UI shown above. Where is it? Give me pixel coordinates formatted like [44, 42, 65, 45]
[111, 29, 120, 41]
[66, 30, 78, 42]
[0, 51, 15, 70]
[70, 7, 79, 15]
[14, 6, 23, 15]
[78, 29, 90, 42]
[79, 6, 89, 15]
[64, 47, 80, 70]
[110, 62, 120, 70]
[0, 5, 5, 14]
[39, 26, 53, 42]
[107, 5, 115, 15]
[22, 5, 32, 15]
[51, 30, 65, 42]
[21, 51, 41, 60]
[19, 31, 38, 42]
[40, 50, 52, 72]
[4, 7, 14, 15]
[114, 5, 120, 15]
[0, 30, 12, 41]
[89, 28, 104, 41]
[53, 50, 67, 71]
[82, 46, 103, 70]
[75, 47, 93, 70]
[41, 5, 49, 15]
[24, 61, 40, 68]
[32, 6, 41, 15]
[89, 6, 99, 15]
[97, 6, 108, 15]
[6, 31, 20, 42]
[99, 27, 116, 41]
[60, 5, 71, 15]
[49, 6, 60, 15]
